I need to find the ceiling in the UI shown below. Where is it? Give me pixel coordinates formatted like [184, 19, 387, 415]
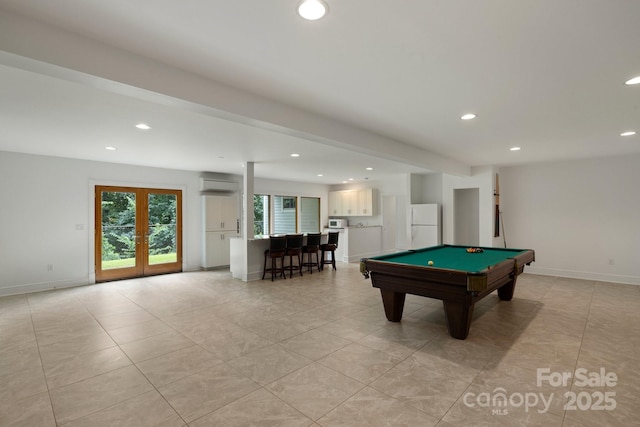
[0, 0, 639, 184]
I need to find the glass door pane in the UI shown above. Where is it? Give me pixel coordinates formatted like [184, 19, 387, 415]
[95, 186, 144, 282]
[142, 188, 182, 276]
[101, 190, 137, 270]
[147, 192, 178, 265]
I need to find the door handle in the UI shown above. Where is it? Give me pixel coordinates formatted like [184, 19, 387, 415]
[135, 232, 141, 245]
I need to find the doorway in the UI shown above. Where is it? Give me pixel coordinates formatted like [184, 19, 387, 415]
[95, 186, 182, 282]
[454, 188, 480, 246]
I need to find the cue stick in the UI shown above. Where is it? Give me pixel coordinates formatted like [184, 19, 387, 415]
[500, 211, 507, 248]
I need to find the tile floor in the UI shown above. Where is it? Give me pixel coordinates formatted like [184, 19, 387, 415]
[1, 263, 639, 426]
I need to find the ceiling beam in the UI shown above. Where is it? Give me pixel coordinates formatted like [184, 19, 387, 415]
[0, 9, 471, 176]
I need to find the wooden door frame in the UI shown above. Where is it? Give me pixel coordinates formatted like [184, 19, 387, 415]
[94, 185, 183, 282]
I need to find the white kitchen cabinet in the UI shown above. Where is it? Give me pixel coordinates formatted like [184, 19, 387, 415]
[328, 189, 375, 217]
[342, 226, 382, 262]
[328, 191, 342, 216]
[342, 190, 357, 216]
[202, 195, 239, 268]
[356, 188, 373, 216]
[204, 195, 238, 231]
[204, 231, 237, 268]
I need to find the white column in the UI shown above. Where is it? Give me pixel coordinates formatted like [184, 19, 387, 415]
[230, 161, 254, 281]
[243, 161, 255, 239]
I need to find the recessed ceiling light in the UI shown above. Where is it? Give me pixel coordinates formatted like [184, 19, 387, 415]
[297, 0, 328, 20]
[104, 146, 117, 151]
[135, 123, 151, 130]
[317, 174, 324, 177]
[624, 76, 640, 85]
[621, 131, 636, 136]
[290, 153, 300, 157]
[510, 146, 521, 151]
[365, 167, 373, 171]
[461, 113, 477, 120]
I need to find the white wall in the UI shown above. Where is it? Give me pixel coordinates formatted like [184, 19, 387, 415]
[0, 151, 204, 296]
[409, 173, 443, 205]
[500, 155, 640, 285]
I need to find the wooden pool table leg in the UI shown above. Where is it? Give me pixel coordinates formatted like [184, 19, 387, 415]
[497, 276, 517, 301]
[380, 289, 406, 321]
[442, 300, 474, 340]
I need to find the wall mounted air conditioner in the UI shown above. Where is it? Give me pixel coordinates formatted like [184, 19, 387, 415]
[199, 178, 238, 193]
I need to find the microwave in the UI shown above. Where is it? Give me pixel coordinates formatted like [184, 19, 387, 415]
[328, 218, 348, 228]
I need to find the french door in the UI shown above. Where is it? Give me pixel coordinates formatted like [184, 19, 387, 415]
[95, 186, 182, 282]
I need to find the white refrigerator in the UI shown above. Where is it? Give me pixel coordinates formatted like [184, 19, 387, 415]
[410, 204, 441, 248]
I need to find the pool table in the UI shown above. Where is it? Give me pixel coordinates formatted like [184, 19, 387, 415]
[361, 245, 535, 339]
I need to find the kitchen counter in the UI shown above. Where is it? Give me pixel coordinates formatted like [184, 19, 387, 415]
[231, 233, 331, 281]
[247, 232, 330, 241]
[342, 226, 383, 262]
[230, 228, 383, 281]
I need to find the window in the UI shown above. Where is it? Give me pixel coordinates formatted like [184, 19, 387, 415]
[254, 194, 321, 236]
[253, 194, 270, 236]
[273, 195, 297, 234]
[300, 197, 320, 233]
[282, 197, 296, 210]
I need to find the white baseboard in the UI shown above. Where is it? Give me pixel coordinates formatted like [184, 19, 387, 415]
[525, 266, 639, 286]
[0, 277, 91, 297]
[2, 265, 636, 298]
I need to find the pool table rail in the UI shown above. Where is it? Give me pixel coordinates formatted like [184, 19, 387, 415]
[363, 250, 533, 293]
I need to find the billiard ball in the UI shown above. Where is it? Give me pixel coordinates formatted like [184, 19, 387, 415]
[428, 260, 434, 266]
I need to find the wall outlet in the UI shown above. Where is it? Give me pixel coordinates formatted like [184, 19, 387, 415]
[608, 259, 615, 265]
[47, 264, 54, 271]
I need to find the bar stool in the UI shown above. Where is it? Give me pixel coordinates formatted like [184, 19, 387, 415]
[301, 233, 321, 274]
[320, 231, 339, 271]
[284, 234, 304, 278]
[262, 235, 287, 281]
